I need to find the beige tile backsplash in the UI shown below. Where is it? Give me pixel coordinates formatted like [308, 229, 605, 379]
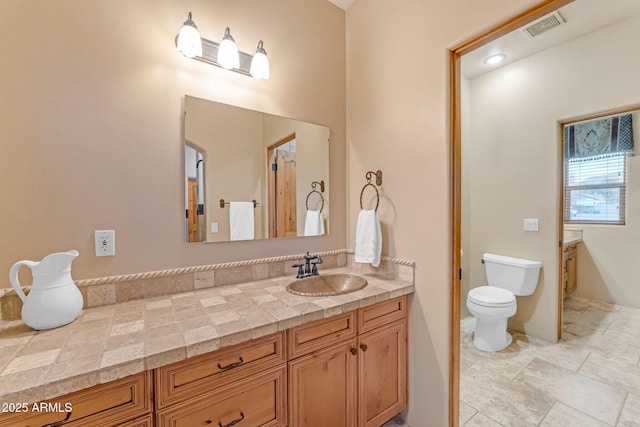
[0, 250, 414, 321]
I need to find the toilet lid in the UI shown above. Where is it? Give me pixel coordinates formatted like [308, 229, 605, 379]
[468, 286, 515, 306]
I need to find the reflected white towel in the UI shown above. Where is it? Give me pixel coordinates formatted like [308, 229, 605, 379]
[229, 202, 255, 241]
[304, 210, 325, 236]
[354, 209, 381, 267]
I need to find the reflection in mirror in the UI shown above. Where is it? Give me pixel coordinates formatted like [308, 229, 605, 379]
[184, 95, 330, 243]
[184, 144, 206, 242]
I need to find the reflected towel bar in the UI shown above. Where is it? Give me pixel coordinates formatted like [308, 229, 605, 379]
[220, 199, 259, 208]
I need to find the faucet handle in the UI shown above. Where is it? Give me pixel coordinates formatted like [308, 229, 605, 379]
[311, 263, 319, 276]
[292, 264, 305, 278]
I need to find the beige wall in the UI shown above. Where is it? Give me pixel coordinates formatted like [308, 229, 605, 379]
[345, 0, 539, 425]
[0, 0, 346, 282]
[574, 111, 640, 307]
[460, 76, 472, 319]
[465, 13, 640, 345]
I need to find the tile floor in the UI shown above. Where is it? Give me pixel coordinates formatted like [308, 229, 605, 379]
[460, 296, 640, 426]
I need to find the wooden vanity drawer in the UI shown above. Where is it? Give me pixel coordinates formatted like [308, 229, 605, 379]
[155, 331, 285, 409]
[0, 371, 152, 427]
[287, 311, 357, 359]
[358, 296, 407, 333]
[156, 365, 287, 427]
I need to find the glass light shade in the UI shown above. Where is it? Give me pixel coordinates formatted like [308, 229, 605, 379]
[217, 27, 239, 69]
[176, 12, 202, 58]
[250, 41, 270, 79]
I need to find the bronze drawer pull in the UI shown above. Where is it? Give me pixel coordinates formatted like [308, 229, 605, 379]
[360, 343, 368, 352]
[217, 357, 244, 371]
[42, 411, 72, 427]
[350, 347, 357, 355]
[216, 411, 245, 427]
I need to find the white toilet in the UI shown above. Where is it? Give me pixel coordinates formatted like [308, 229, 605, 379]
[466, 253, 542, 352]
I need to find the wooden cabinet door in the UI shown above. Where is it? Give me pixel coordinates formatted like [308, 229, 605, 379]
[566, 246, 578, 294]
[358, 320, 407, 427]
[288, 340, 358, 427]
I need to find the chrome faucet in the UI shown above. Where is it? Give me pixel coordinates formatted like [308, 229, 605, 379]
[293, 252, 323, 278]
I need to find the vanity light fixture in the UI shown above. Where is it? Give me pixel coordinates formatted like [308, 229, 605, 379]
[484, 53, 507, 66]
[176, 12, 202, 58]
[175, 13, 270, 79]
[217, 27, 240, 69]
[250, 41, 270, 79]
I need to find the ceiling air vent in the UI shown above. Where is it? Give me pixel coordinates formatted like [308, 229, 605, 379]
[522, 11, 565, 38]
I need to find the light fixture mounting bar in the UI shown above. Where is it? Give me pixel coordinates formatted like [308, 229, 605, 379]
[194, 37, 253, 77]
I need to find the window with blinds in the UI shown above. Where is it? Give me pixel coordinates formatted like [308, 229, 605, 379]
[563, 112, 633, 225]
[564, 154, 626, 224]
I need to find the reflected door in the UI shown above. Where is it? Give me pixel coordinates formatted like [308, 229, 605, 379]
[276, 150, 297, 237]
[268, 134, 298, 238]
[187, 179, 198, 242]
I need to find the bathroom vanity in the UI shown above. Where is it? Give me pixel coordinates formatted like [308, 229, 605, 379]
[0, 296, 407, 427]
[562, 243, 578, 296]
[0, 261, 413, 427]
[562, 229, 582, 296]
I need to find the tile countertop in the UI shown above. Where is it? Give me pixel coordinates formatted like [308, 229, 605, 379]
[564, 229, 583, 247]
[0, 266, 414, 404]
[564, 237, 583, 246]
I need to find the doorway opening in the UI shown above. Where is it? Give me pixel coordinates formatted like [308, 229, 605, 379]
[449, 1, 573, 424]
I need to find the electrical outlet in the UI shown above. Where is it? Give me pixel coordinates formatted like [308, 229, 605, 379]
[95, 230, 115, 256]
[211, 222, 219, 233]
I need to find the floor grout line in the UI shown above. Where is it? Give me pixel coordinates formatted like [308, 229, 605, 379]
[613, 391, 629, 427]
[576, 350, 592, 372]
[536, 399, 558, 426]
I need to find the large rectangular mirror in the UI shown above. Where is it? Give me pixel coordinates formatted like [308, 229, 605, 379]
[184, 95, 330, 243]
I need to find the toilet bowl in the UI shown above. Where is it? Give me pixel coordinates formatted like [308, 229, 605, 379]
[467, 287, 516, 351]
[467, 253, 542, 352]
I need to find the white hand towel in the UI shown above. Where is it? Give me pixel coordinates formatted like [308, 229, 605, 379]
[229, 202, 255, 241]
[354, 209, 382, 267]
[304, 210, 325, 236]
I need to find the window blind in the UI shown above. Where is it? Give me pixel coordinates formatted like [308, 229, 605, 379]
[564, 154, 626, 224]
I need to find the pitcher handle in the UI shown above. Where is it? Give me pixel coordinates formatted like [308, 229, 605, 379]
[9, 260, 37, 303]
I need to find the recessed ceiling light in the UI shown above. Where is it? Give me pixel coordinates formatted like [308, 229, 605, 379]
[484, 53, 507, 65]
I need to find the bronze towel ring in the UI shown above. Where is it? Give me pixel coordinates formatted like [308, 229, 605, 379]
[305, 180, 325, 212]
[359, 170, 382, 211]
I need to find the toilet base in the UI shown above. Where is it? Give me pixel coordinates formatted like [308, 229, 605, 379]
[472, 317, 512, 352]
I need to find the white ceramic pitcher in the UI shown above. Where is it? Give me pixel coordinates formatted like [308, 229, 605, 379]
[9, 250, 83, 330]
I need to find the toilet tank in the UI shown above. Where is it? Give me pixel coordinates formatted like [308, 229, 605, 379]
[483, 253, 542, 296]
